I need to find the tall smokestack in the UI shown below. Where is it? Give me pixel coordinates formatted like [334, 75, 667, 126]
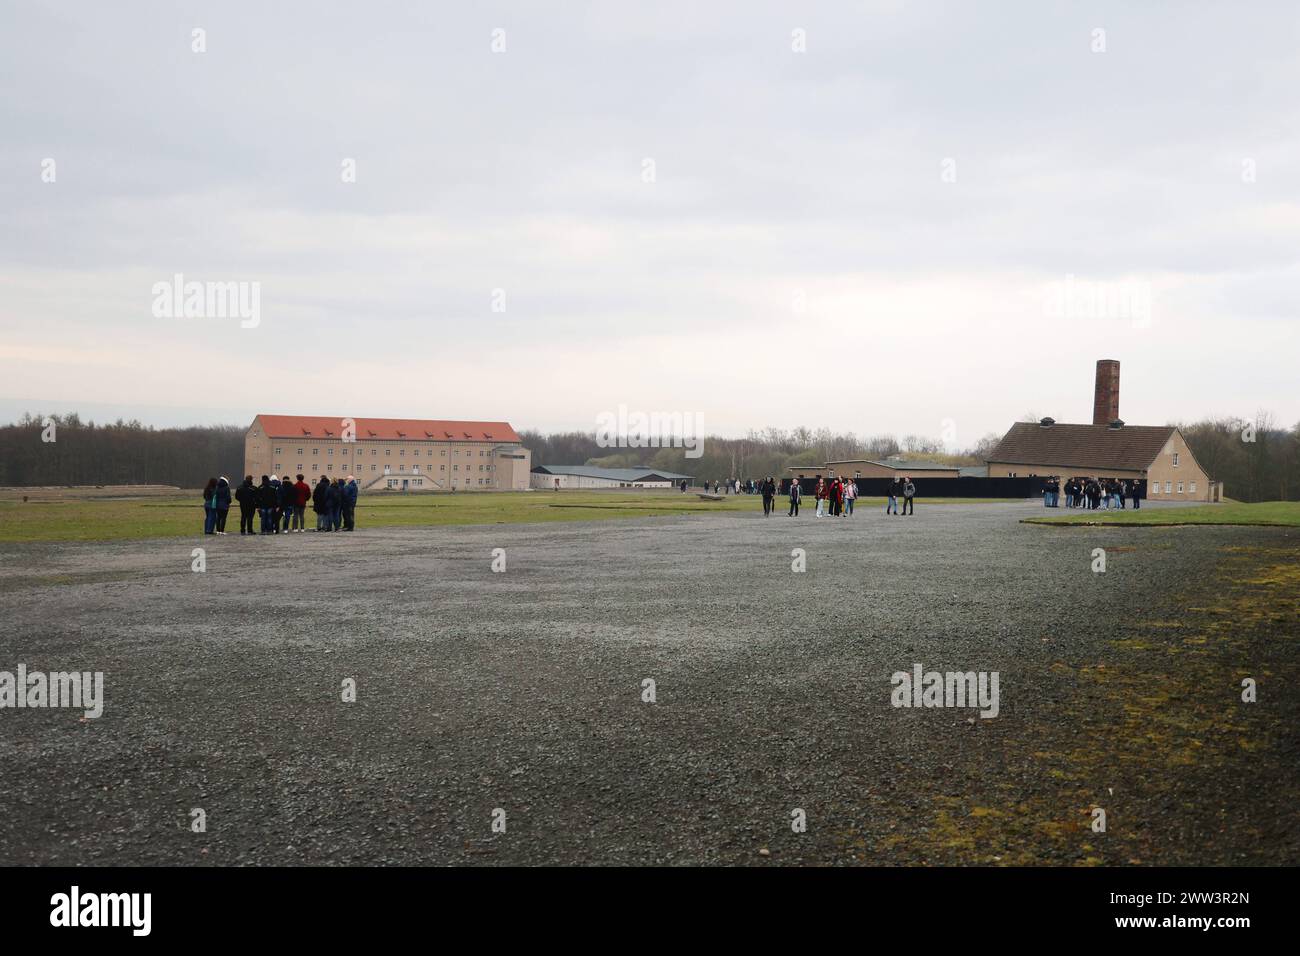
[1093, 359, 1120, 425]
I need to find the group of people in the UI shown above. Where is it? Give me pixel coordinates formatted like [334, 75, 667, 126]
[1041, 476, 1142, 510]
[782, 475, 917, 517]
[811, 475, 860, 517]
[202, 473, 360, 535]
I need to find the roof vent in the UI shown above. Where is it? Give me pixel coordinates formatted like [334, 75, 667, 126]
[1108, 419, 1125, 429]
[1039, 417, 1056, 427]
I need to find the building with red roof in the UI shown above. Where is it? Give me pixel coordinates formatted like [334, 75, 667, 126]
[244, 415, 531, 491]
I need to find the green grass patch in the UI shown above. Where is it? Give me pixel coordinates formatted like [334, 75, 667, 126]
[1024, 501, 1300, 528]
[0, 491, 1025, 543]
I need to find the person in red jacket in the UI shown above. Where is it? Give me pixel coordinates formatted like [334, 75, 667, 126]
[291, 474, 311, 532]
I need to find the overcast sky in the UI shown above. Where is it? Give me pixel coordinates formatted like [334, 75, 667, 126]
[1, 1, 1296, 446]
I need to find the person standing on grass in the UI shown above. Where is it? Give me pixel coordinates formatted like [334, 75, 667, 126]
[902, 477, 916, 516]
[277, 474, 295, 532]
[788, 478, 802, 516]
[312, 475, 330, 530]
[342, 476, 358, 531]
[256, 475, 276, 532]
[887, 477, 900, 515]
[202, 477, 218, 534]
[214, 477, 231, 534]
[292, 474, 311, 532]
[235, 476, 256, 534]
[328, 478, 343, 530]
[1130, 479, 1142, 510]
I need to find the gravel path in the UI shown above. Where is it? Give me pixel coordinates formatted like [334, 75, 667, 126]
[1, 501, 1296, 865]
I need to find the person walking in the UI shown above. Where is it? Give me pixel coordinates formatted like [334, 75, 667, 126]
[902, 477, 916, 516]
[202, 477, 219, 534]
[312, 476, 330, 530]
[788, 478, 801, 516]
[235, 475, 257, 534]
[342, 476, 358, 531]
[761, 476, 774, 516]
[214, 476, 231, 534]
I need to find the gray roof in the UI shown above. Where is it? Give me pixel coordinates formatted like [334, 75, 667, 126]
[864, 459, 960, 472]
[532, 465, 695, 481]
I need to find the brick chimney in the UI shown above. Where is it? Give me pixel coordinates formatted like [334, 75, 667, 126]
[1092, 359, 1120, 425]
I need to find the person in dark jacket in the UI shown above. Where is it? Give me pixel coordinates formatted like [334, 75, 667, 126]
[214, 476, 232, 533]
[256, 475, 277, 533]
[901, 478, 916, 515]
[342, 476, 359, 531]
[326, 479, 343, 530]
[788, 478, 801, 516]
[202, 477, 218, 534]
[278, 476, 295, 532]
[312, 476, 330, 530]
[235, 476, 257, 534]
[1130, 479, 1142, 510]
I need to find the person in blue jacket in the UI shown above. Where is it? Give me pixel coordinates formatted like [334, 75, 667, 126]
[326, 478, 343, 531]
[342, 476, 359, 531]
[214, 476, 232, 534]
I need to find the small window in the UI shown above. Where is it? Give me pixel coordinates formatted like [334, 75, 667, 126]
[1172, 452, 1180, 467]
[313, 448, 319, 456]
[275, 447, 282, 454]
[297, 447, 302, 455]
[385, 449, 391, 456]
[328, 448, 333, 456]
[1165, 481, 1172, 493]
[1150, 481, 1158, 494]
[1190, 481, 1197, 493]
[1177, 481, 1184, 494]
[312, 464, 318, 472]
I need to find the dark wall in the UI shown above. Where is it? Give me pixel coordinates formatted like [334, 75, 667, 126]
[781, 476, 1100, 498]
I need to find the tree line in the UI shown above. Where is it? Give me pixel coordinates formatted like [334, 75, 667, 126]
[2, 413, 1296, 502]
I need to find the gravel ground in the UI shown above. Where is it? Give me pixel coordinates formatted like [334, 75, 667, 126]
[0, 500, 1296, 866]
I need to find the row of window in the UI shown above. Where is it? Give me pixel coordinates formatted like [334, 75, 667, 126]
[1150, 480, 1195, 495]
[382, 477, 494, 488]
[274, 463, 494, 474]
[275, 446, 492, 458]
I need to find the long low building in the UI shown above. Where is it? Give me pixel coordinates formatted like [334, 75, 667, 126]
[530, 465, 695, 489]
[789, 458, 961, 479]
[244, 415, 531, 491]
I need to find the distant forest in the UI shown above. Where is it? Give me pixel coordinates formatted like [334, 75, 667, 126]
[1, 412, 1297, 502]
